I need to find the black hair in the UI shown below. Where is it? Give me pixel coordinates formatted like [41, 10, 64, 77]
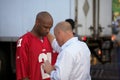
[65, 19, 75, 30]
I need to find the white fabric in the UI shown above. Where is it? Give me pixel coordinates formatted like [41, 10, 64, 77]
[51, 37, 91, 80]
[52, 39, 61, 53]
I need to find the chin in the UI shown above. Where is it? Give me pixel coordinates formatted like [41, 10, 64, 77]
[43, 34, 47, 37]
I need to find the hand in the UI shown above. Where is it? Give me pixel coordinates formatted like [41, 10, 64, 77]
[42, 60, 55, 74]
[22, 77, 29, 80]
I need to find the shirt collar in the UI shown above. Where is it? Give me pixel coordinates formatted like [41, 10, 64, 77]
[60, 37, 78, 52]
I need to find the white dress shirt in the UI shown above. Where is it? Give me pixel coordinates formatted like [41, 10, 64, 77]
[51, 37, 91, 80]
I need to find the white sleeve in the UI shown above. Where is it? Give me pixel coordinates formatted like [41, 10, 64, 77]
[50, 70, 60, 80]
[50, 50, 73, 80]
[52, 39, 61, 53]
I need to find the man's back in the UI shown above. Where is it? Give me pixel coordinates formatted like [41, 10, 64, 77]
[54, 37, 91, 80]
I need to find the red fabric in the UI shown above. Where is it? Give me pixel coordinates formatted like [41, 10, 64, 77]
[16, 32, 58, 80]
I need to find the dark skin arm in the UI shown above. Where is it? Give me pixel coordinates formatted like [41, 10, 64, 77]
[47, 33, 55, 45]
[22, 77, 29, 80]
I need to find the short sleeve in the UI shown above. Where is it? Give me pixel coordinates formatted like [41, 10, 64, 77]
[16, 38, 29, 80]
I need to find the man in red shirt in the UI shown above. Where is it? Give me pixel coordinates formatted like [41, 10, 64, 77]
[16, 11, 57, 80]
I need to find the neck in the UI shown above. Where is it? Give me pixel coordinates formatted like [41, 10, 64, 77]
[31, 27, 42, 38]
[62, 35, 73, 46]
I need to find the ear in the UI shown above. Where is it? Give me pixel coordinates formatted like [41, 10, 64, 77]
[36, 19, 39, 24]
[35, 20, 40, 27]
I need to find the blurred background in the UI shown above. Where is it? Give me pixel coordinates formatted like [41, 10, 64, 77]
[0, 0, 120, 80]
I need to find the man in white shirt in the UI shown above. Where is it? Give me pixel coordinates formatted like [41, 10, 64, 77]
[43, 21, 91, 80]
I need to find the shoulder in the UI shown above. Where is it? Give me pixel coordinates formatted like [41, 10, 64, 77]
[16, 32, 32, 47]
[69, 40, 89, 52]
[18, 32, 34, 41]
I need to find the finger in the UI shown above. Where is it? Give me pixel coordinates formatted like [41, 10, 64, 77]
[41, 63, 45, 69]
[44, 60, 50, 65]
[45, 60, 49, 63]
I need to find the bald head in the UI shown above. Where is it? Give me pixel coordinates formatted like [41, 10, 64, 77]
[36, 11, 53, 23]
[32, 11, 53, 37]
[54, 21, 74, 46]
[54, 21, 73, 33]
